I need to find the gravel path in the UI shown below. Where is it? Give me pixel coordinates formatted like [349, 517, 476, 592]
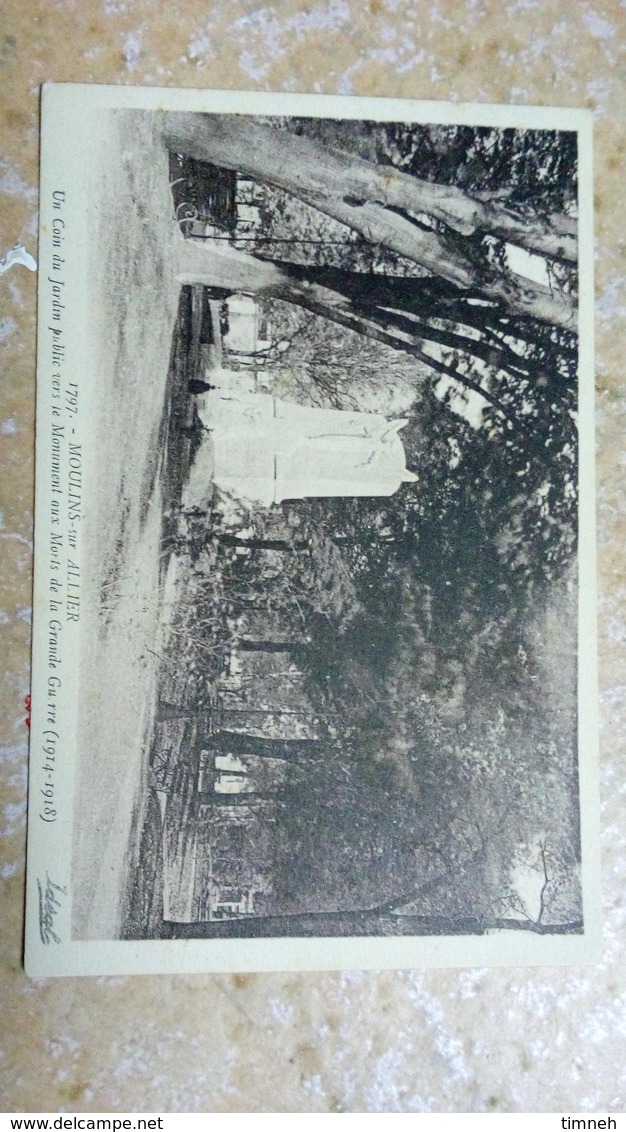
[71, 111, 181, 938]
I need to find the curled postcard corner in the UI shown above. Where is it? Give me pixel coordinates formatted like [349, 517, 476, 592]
[0, 243, 37, 276]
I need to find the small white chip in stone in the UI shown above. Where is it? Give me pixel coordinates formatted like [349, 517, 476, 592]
[0, 243, 37, 276]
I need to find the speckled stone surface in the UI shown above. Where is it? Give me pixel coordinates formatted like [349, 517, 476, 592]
[1, 0, 625, 1114]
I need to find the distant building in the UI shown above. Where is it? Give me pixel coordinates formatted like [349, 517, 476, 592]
[222, 295, 259, 355]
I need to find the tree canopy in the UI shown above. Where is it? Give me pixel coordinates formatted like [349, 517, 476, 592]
[137, 113, 584, 936]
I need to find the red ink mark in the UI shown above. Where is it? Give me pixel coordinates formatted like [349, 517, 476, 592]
[25, 692, 31, 729]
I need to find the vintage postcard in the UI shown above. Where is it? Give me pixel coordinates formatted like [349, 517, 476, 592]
[26, 84, 599, 975]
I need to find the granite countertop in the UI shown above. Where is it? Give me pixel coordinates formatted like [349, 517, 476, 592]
[1, 0, 625, 1113]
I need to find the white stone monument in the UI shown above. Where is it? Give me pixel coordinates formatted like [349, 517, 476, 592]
[196, 372, 418, 508]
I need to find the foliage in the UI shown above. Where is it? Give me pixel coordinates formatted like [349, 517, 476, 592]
[147, 116, 585, 934]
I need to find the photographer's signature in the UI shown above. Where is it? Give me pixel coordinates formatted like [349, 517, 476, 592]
[37, 873, 66, 944]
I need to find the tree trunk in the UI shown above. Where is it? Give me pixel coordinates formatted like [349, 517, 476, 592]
[218, 533, 307, 551]
[268, 262, 572, 379]
[238, 638, 304, 653]
[160, 910, 582, 938]
[164, 114, 577, 328]
[175, 238, 515, 418]
[488, 917, 583, 934]
[164, 113, 577, 262]
[212, 729, 320, 760]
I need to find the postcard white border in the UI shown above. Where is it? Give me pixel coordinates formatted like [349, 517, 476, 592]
[26, 83, 600, 976]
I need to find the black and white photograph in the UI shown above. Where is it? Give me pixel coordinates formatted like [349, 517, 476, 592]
[26, 86, 598, 974]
